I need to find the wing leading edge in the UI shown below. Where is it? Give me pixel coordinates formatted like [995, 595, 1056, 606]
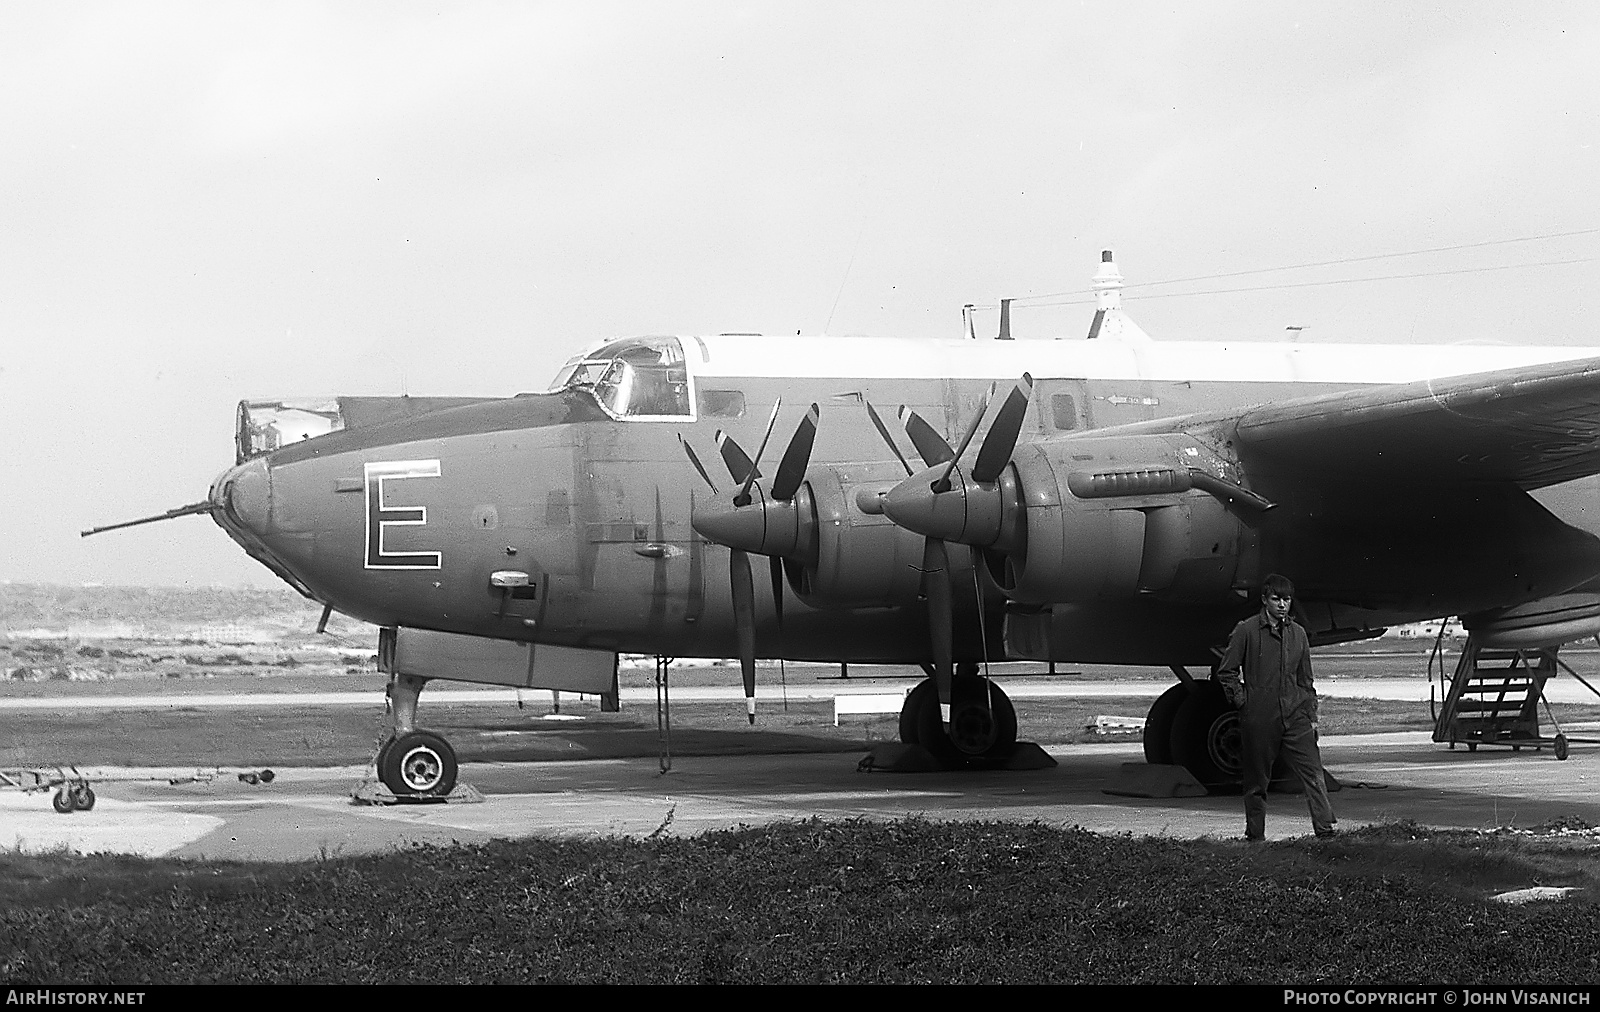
[1226, 354, 1600, 489]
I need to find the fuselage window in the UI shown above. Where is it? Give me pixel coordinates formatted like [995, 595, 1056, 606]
[698, 389, 746, 418]
[1052, 393, 1078, 431]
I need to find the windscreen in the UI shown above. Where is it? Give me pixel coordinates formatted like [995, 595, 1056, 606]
[235, 400, 344, 464]
[548, 336, 693, 419]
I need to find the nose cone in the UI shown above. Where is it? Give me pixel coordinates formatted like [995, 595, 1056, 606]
[212, 458, 271, 538]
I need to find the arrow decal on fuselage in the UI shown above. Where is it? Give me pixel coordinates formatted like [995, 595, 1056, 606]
[364, 460, 443, 570]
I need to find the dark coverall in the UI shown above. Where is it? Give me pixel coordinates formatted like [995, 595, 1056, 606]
[1215, 612, 1336, 838]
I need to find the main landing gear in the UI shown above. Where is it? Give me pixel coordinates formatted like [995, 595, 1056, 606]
[895, 664, 1026, 766]
[1143, 679, 1244, 789]
[377, 673, 459, 799]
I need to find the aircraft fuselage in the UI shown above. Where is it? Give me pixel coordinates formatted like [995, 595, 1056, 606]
[210, 331, 1600, 667]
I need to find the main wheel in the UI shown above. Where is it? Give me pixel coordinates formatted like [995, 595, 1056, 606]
[1170, 679, 1244, 788]
[69, 784, 95, 811]
[378, 730, 458, 797]
[898, 680, 937, 746]
[1555, 734, 1570, 761]
[1143, 683, 1190, 766]
[52, 790, 75, 814]
[914, 675, 1018, 762]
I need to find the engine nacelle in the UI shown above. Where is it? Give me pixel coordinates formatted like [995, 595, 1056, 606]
[994, 435, 1251, 606]
[788, 462, 928, 610]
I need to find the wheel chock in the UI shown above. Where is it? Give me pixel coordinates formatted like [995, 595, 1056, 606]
[1102, 762, 1208, 798]
[857, 743, 942, 773]
[350, 780, 485, 806]
[998, 742, 1058, 770]
[856, 741, 1059, 773]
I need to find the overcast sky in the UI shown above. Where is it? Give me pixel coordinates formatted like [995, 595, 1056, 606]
[4, 2, 1598, 588]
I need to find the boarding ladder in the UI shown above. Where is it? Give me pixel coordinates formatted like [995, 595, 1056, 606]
[1430, 635, 1587, 758]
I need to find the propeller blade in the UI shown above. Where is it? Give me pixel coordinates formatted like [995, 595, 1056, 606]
[736, 398, 784, 507]
[730, 548, 757, 724]
[769, 555, 785, 644]
[898, 406, 955, 466]
[715, 431, 759, 485]
[679, 435, 719, 493]
[922, 538, 954, 711]
[865, 401, 914, 476]
[971, 373, 1034, 483]
[80, 501, 213, 538]
[934, 386, 992, 494]
[771, 555, 788, 712]
[771, 403, 819, 501]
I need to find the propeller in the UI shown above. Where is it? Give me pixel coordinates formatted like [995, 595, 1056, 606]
[897, 405, 955, 467]
[681, 402, 821, 723]
[865, 401, 914, 477]
[882, 374, 1034, 550]
[678, 435, 719, 494]
[868, 400, 966, 715]
[973, 373, 1034, 483]
[734, 399, 783, 507]
[870, 377, 1035, 723]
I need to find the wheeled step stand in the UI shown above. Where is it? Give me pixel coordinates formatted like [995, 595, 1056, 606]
[1430, 635, 1595, 759]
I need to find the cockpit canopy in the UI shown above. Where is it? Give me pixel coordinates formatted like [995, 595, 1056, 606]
[549, 336, 693, 420]
[235, 399, 343, 464]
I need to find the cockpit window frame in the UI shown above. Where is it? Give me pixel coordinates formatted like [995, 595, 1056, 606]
[548, 336, 699, 423]
[235, 399, 345, 464]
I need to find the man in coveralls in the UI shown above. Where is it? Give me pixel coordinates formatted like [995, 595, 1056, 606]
[1215, 574, 1337, 841]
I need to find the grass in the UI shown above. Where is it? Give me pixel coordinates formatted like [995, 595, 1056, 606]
[2, 819, 1598, 984]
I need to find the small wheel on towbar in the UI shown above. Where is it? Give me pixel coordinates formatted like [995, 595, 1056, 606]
[378, 729, 458, 798]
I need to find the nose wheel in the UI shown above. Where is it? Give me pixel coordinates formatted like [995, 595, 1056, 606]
[377, 730, 458, 798]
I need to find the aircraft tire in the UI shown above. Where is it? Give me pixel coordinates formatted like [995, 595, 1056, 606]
[69, 784, 95, 811]
[1143, 683, 1190, 766]
[898, 680, 936, 746]
[1170, 680, 1243, 789]
[914, 675, 1018, 762]
[379, 729, 458, 798]
[375, 735, 395, 772]
[52, 790, 75, 814]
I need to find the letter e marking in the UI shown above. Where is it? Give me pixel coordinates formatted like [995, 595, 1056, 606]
[364, 460, 443, 569]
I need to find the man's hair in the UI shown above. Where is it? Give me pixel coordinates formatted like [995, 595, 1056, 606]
[1261, 573, 1295, 598]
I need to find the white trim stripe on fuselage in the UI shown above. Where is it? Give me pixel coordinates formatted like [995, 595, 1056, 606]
[685, 313, 1600, 386]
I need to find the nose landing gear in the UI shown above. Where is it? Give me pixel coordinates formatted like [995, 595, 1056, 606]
[377, 730, 459, 798]
[369, 672, 463, 801]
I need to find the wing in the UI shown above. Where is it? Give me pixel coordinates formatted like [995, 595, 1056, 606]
[1228, 355, 1600, 488]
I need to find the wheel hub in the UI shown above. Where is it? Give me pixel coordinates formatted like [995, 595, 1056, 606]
[399, 746, 445, 792]
[1206, 712, 1243, 778]
[949, 702, 998, 755]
